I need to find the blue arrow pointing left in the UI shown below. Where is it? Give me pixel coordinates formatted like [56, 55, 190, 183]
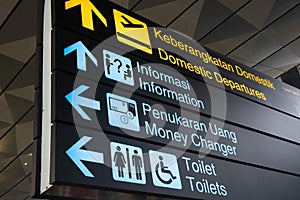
[64, 41, 98, 71]
[65, 85, 100, 121]
[66, 136, 104, 178]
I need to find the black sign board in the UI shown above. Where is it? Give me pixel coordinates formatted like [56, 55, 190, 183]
[50, 122, 300, 200]
[52, 69, 300, 175]
[52, 27, 300, 144]
[51, 0, 300, 118]
[34, 0, 300, 199]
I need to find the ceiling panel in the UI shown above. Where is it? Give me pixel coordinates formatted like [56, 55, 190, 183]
[0, 146, 32, 197]
[0, 36, 36, 63]
[0, 0, 19, 10]
[228, 32, 283, 67]
[133, 0, 195, 26]
[201, 12, 258, 55]
[0, 0, 37, 95]
[168, 0, 205, 38]
[0, 113, 33, 172]
[109, 0, 142, 10]
[204, 32, 254, 55]
[263, 4, 300, 46]
[252, 65, 284, 77]
[0, 175, 31, 200]
[0, 56, 35, 138]
[0, 54, 35, 95]
[169, 0, 250, 39]
[0, 54, 24, 91]
[109, 0, 130, 9]
[237, 0, 292, 29]
[0, 0, 37, 45]
[253, 38, 300, 72]
[194, 0, 247, 41]
[133, 0, 177, 10]
[202, 0, 300, 55]
[228, 4, 300, 67]
[0, 0, 18, 26]
[218, 0, 250, 11]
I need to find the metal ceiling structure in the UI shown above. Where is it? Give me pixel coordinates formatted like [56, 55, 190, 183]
[0, 0, 299, 199]
[0, 0, 36, 199]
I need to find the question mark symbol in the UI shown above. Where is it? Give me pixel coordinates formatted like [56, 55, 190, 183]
[114, 59, 122, 73]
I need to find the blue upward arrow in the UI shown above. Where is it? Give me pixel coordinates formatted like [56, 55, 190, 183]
[64, 41, 98, 71]
[66, 136, 104, 178]
[65, 85, 100, 121]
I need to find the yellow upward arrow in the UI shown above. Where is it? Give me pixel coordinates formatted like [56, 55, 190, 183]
[65, 0, 107, 30]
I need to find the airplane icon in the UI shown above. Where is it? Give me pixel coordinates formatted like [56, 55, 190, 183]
[121, 16, 144, 28]
[114, 9, 152, 54]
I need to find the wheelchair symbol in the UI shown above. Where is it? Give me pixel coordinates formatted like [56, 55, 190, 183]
[149, 150, 182, 189]
[155, 156, 177, 184]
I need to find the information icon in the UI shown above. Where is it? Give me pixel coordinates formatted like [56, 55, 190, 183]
[110, 142, 146, 185]
[107, 93, 140, 132]
[149, 150, 182, 190]
[103, 49, 134, 86]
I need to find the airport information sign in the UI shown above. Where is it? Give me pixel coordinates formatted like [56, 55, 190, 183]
[35, 0, 300, 199]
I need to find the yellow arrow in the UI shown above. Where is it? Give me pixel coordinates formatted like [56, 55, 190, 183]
[65, 0, 107, 30]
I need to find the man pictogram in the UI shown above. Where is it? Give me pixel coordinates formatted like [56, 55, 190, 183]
[132, 150, 143, 180]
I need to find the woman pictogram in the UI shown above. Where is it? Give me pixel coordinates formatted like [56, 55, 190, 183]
[113, 146, 126, 177]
